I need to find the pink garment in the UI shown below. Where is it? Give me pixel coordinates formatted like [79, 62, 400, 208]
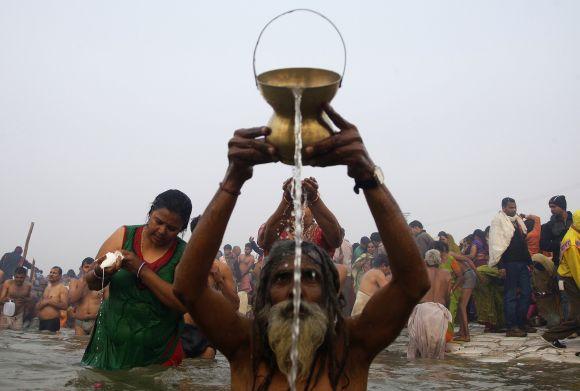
[407, 302, 452, 359]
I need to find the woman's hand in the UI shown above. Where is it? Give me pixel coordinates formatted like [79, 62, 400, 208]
[303, 104, 375, 181]
[282, 178, 292, 201]
[223, 127, 279, 192]
[120, 250, 144, 275]
[93, 254, 122, 277]
[302, 177, 319, 202]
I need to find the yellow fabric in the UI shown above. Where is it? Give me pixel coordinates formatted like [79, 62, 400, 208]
[557, 210, 580, 288]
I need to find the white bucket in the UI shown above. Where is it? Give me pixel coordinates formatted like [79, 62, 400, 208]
[2, 300, 16, 317]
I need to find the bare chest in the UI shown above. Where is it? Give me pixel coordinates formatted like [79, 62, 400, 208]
[231, 358, 368, 391]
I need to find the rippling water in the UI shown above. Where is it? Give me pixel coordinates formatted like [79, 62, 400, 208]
[0, 329, 577, 390]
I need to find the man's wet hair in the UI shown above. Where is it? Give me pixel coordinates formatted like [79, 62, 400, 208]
[372, 253, 389, 268]
[52, 266, 63, 276]
[66, 269, 76, 278]
[14, 266, 27, 276]
[360, 236, 371, 245]
[14, 246, 23, 254]
[252, 240, 348, 391]
[370, 232, 381, 243]
[149, 189, 192, 232]
[501, 197, 516, 208]
[223, 244, 232, 251]
[409, 220, 423, 229]
[81, 257, 94, 266]
[434, 241, 449, 253]
[190, 215, 201, 233]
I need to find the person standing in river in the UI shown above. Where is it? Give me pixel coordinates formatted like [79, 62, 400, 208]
[407, 249, 452, 359]
[173, 105, 430, 390]
[36, 266, 68, 332]
[82, 189, 191, 370]
[68, 257, 100, 336]
[351, 254, 391, 316]
[0, 267, 32, 331]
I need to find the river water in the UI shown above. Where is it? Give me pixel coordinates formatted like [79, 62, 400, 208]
[1, 328, 577, 390]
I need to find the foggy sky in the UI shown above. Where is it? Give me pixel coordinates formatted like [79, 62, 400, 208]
[1, 0, 579, 273]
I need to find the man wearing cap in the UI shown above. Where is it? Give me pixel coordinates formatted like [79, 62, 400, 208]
[541, 195, 573, 267]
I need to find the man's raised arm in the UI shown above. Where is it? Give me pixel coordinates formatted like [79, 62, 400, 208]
[303, 105, 430, 361]
[173, 127, 278, 360]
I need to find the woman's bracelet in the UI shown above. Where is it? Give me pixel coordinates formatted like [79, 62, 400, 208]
[137, 262, 147, 279]
[308, 192, 320, 205]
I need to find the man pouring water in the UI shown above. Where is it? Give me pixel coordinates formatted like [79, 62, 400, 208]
[173, 105, 430, 390]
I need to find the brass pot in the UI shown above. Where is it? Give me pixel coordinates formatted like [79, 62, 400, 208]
[253, 9, 346, 165]
[256, 67, 341, 164]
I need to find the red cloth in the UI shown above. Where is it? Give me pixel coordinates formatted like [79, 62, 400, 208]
[279, 225, 335, 256]
[162, 340, 184, 367]
[133, 226, 178, 273]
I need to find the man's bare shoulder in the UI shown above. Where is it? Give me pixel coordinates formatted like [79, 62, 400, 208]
[365, 269, 382, 280]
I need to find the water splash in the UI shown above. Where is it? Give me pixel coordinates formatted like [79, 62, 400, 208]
[288, 87, 303, 390]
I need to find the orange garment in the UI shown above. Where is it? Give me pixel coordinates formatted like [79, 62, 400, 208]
[526, 216, 541, 255]
[60, 310, 67, 328]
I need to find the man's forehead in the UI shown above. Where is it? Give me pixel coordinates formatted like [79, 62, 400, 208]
[273, 255, 321, 272]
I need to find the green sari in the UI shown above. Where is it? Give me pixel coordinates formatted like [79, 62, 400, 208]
[439, 256, 460, 321]
[473, 265, 505, 329]
[82, 225, 185, 370]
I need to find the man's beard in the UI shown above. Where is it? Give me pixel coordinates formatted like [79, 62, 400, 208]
[260, 300, 329, 380]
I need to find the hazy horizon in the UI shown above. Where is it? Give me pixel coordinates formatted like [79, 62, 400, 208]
[1, 1, 579, 273]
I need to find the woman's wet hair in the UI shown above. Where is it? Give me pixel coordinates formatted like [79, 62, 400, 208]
[148, 189, 192, 232]
[252, 240, 349, 391]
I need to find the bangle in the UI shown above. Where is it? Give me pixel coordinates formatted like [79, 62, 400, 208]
[283, 193, 292, 204]
[308, 193, 320, 205]
[137, 262, 147, 279]
[219, 182, 241, 196]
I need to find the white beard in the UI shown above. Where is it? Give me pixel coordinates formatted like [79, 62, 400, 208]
[264, 300, 329, 380]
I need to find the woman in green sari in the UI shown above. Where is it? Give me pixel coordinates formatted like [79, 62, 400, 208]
[473, 265, 505, 332]
[82, 189, 191, 370]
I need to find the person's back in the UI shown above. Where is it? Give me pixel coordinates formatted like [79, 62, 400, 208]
[407, 250, 452, 359]
[421, 267, 451, 306]
[352, 255, 391, 316]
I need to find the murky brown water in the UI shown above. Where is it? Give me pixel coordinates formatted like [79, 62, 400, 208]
[0, 329, 578, 390]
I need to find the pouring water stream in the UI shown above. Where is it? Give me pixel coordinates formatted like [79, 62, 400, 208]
[288, 87, 303, 390]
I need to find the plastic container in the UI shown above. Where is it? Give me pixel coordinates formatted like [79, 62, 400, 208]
[2, 300, 16, 317]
